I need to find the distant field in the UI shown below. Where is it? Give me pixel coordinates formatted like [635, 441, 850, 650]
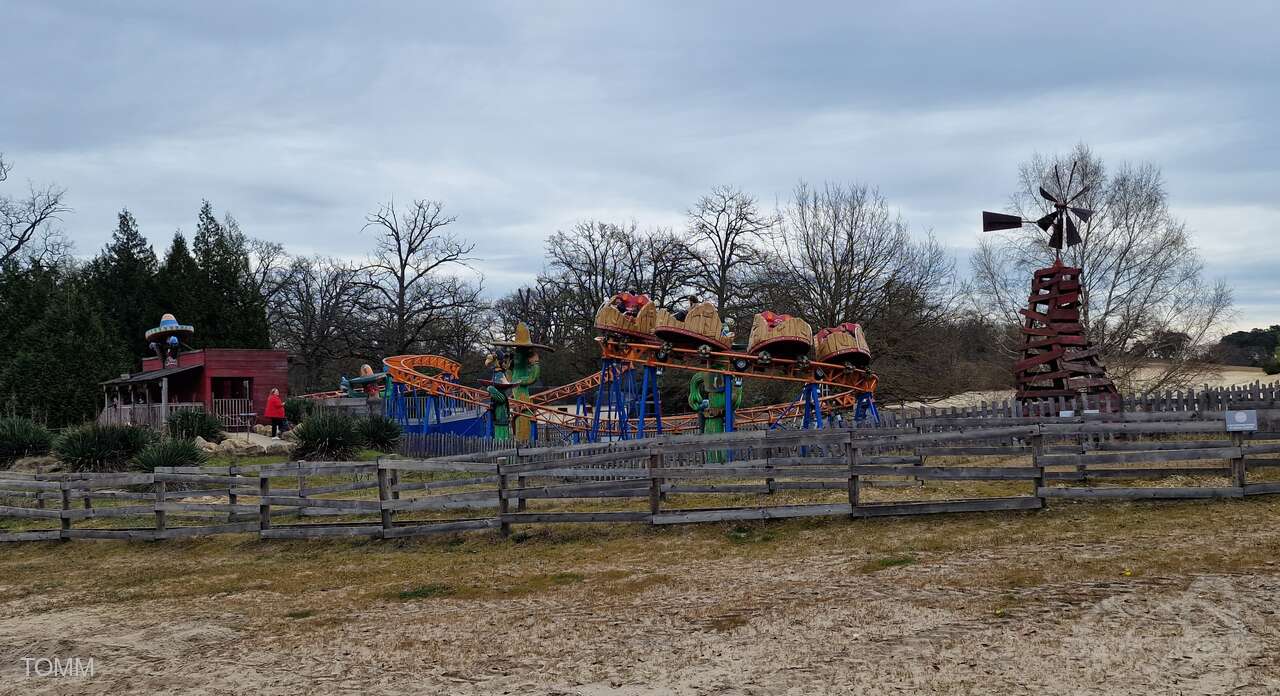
[911, 362, 1270, 409]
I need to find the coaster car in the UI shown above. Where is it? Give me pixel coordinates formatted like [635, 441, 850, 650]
[747, 311, 813, 361]
[654, 302, 733, 351]
[595, 292, 658, 340]
[815, 322, 871, 369]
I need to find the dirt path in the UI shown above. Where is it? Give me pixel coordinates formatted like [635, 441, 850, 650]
[3, 502, 1280, 694]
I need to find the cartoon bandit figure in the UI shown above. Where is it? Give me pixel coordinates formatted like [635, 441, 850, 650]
[484, 355, 516, 440]
[490, 322, 554, 442]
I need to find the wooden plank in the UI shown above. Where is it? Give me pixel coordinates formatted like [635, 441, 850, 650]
[392, 475, 498, 493]
[258, 463, 378, 476]
[1094, 440, 1233, 452]
[1038, 448, 1240, 467]
[0, 504, 62, 519]
[1044, 467, 1231, 481]
[155, 473, 251, 485]
[500, 511, 651, 524]
[657, 467, 850, 479]
[1039, 421, 1226, 435]
[1243, 482, 1280, 496]
[61, 505, 154, 520]
[915, 446, 1032, 456]
[260, 496, 381, 511]
[502, 449, 652, 474]
[500, 481, 649, 500]
[854, 497, 1043, 517]
[1036, 486, 1243, 500]
[0, 529, 62, 542]
[1245, 443, 1280, 455]
[651, 503, 853, 525]
[382, 491, 498, 512]
[157, 502, 260, 514]
[62, 473, 155, 487]
[0, 479, 62, 491]
[260, 524, 383, 539]
[159, 521, 260, 539]
[379, 460, 497, 474]
[381, 518, 501, 538]
[517, 467, 648, 479]
[662, 483, 772, 494]
[63, 528, 157, 540]
[851, 466, 1040, 480]
[301, 480, 380, 496]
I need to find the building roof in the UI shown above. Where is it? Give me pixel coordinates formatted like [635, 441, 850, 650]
[101, 364, 202, 386]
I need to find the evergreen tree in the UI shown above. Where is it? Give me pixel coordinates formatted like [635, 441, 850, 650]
[86, 209, 160, 357]
[1, 278, 127, 427]
[157, 230, 201, 332]
[190, 200, 270, 348]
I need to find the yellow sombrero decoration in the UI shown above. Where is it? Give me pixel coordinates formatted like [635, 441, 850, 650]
[491, 322, 554, 352]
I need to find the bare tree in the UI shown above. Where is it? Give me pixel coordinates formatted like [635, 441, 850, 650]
[360, 199, 483, 357]
[247, 237, 291, 308]
[970, 144, 1233, 392]
[269, 256, 367, 391]
[685, 186, 776, 316]
[0, 154, 69, 266]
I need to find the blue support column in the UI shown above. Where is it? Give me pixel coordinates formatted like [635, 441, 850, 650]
[637, 366, 650, 439]
[590, 360, 609, 442]
[724, 376, 736, 433]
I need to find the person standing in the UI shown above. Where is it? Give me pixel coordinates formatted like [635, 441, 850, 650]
[265, 388, 286, 439]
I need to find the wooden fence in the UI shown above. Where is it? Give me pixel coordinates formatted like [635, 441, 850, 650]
[2, 410, 1277, 543]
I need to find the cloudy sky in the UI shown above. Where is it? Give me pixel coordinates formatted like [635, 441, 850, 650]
[3, 1, 1276, 330]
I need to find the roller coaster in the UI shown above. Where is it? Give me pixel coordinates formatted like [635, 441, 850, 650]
[356, 296, 881, 443]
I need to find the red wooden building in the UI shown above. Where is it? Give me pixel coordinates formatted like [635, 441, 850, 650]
[101, 349, 289, 429]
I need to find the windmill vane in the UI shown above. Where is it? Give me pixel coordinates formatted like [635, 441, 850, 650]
[980, 162, 1095, 252]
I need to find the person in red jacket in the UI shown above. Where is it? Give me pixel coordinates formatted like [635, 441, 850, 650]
[265, 388, 286, 439]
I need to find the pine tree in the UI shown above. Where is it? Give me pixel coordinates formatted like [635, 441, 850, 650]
[190, 201, 270, 348]
[157, 230, 201, 335]
[1, 279, 127, 427]
[86, 209, 159, 358]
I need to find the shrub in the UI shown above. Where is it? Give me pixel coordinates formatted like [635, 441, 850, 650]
[292, 410, 361, 460]
[167, 410, 225, 442]
[54, 424, 155, 472]
[356, 415, 402, 452]
[0, 417, 54, 465]
[132, 438, 207, 472]
[284, 397, 311, 425]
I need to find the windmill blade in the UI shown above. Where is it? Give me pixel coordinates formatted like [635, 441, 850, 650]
[1068, 184, 1092, 204]
[1039, 186, 1061, 204]
[1035, 210, 1058, 231]
[1048, 225, 1064, 249]
[1069, 207, 1094, 222]
[982, 211, 1024, 231]
[1064, 215, 1082, 247]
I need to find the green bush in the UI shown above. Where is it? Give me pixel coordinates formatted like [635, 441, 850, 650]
[167, 410, 225, 442]
[356, 415, 402, 452]
[54, 424, 155, 472]
[132, 438, 207, 472]
[284, 397, 311, 425]
[292, 410, 361, 460]
[0, 417, 54, 465]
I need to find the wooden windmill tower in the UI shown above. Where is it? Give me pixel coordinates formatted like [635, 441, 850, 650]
[983, 164, 1119, 415]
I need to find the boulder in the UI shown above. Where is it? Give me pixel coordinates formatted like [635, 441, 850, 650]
[282, 428, 299, 442]
[253, 424, 272, 437]
[263, 441, 294, 456]
[10, 455, 61, 473]
[193, 436, 219, 453]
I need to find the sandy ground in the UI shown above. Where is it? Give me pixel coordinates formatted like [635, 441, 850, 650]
[3, 497, 1280, 695]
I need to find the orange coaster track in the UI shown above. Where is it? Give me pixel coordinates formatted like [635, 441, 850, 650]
[379, 337, 876, 436]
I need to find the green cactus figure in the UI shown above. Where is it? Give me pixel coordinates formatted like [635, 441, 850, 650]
[689, 372, 742, 435]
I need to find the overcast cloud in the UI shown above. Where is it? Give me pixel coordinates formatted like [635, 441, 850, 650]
[2, 1, 1276, 330]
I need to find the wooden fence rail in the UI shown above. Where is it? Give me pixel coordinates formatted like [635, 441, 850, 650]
[2, 410, 1277, 543]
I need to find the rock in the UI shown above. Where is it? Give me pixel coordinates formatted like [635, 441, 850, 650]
[253, 425, 272, 437]
[282, 428, 299, 442]
[193, 436, 219, 453]
[263, 441, 294, 456]
[11, 455, 61, 473]
[218, 438, 239, 453]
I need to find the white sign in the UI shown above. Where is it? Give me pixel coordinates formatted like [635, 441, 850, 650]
[1226, 410, 1258, 432]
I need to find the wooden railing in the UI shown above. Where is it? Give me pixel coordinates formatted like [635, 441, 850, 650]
[211, 399, 255, 429]
[97, 402, 204, 430]
[2, 410, 1276, 542]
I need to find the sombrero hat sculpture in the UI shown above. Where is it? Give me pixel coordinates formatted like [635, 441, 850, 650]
[491, 322, 554, 352]
[144, 313, 195, 344]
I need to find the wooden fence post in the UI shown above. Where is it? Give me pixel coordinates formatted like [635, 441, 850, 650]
[1030, 430, 1046, 503]
[1232, 431, 1248, 489]
[59, 482, 71, 541]
[376, 462, 394, 536]
[498, 457, 511, 537]
[847, 443, 862, 514]
[155, 476, 167, 538]
[227, 464, 239, 522]
[258, 473, 271, 533]
[648, 446, 664, 519]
